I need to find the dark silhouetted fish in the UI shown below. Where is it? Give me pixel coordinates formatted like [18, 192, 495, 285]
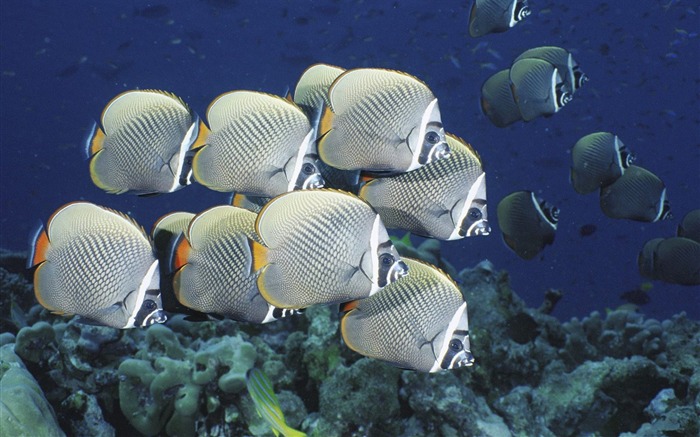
[481, 69, 522, 127]
[638, 237, 700, 286]
[571, 132, 634, 194]
[599, 165, 671, 222]
[497, 190, 558, 260]
[469, 0, 531, 38]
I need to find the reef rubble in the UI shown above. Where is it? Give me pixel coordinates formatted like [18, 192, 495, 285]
[0, 243, 698, 436]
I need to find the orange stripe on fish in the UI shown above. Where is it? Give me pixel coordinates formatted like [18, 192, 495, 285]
[172, 236, 191, 272]
[189, 119, 210, 151]
[89, 125, 106, 156]
[28, 226, 49, 268]
[317, 104, 334, 138]
[250, 239, 268, 273]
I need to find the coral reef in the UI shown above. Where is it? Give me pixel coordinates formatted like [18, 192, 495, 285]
[1, 248, 698, 436]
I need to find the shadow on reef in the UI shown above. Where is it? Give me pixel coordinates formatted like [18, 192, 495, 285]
[1, 242, 698, 436]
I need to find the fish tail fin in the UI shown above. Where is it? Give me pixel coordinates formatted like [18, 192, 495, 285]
[250, 239, 269, 273]
[84, 121, 105, 158]
[170, 233, 191, 272]
[283, 86, 294, 102]
[189, 119, 210, 152]
[317, 104, 334, 138]
[338, 299, 359, 314]
[231, 193, 246, 208]
[27, 222, 49, 269]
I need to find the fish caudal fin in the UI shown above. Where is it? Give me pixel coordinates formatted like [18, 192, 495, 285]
[317, 105, 334, 138]
[189, 119, 210, 151]
[250, 239, 269, 273]
[84, 122, 106, 158]
[171, 233, 191, 272]
[27, 224, 49, 269]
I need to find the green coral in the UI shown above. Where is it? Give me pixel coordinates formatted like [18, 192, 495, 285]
[118, 324, 257, 436]
[0, 344, 65, 437]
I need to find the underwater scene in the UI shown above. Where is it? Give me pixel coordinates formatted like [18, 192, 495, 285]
[1, 0, 699, 436]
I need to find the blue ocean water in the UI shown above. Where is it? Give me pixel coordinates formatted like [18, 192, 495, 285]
[1, 0, 698, 322]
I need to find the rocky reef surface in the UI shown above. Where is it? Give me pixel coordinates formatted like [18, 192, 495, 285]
[1, 244, 698, 436]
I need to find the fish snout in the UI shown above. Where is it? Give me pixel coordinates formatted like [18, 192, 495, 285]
[303, 173, 325, 189]
[433, 142, 451, 161]
[470, 220, 491, 236]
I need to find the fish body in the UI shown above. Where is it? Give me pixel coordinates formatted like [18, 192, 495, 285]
[193, 91, 324, 197]
[27, 202, 166, 329]
[171, 205, 285, 323]
[246, 368, 306, 437]
[638, 237, 700, 285]
[252, 189, 408, 308]
[480, 69, 522, 127]
[677, 209, 700, 243]
[514, 46, 588, 93]
[469, 0, 531, 38]
[359, 134, 489, 240]
[87, 89, 207, 195]
[510, 58, 572, 121]
[340, 258, 474, 373]
[318, 68, 450, 173]
[570, 132, 634, 194]
[599, 165, 671, 222]
[497, 191, 558, 260]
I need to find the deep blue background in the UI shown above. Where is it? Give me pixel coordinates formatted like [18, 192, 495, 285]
[1, 0, 698, 321]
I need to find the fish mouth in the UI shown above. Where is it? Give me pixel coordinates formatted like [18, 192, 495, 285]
[302, 174, 325, 190]
[454, 350, 475, 368]
[466, 219, 491, 237]
[142, 310, 168, 326]
[381, 259, 409, 288]
[434, 142, 451, 160]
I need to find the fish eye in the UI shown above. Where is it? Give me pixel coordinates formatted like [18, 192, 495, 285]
[549, 207, 560, 221]
[468, 208, 482, 221]
[425, 131, 441, 145]
[302, 163, 316, 175]
[379, 253, 395, 266]
[142, 299, 157, 311]
[449, 339, 462, 351]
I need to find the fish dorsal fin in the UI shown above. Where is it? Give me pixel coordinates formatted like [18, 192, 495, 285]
[293, 63, 345, 104]
[151, 211, 194, 241]
[101, 89, 190, 134]
[44, 202, 98, 243]
[328, 68, 430, 115]
[187, 204, 256, 250]
[401, 257, 461, 292]
[206, 90, 305, 132]
[254, 188, 368, 247]
[100, 205, 151, 242]
[48, 202, 150, 244]
[446, 133, 483, 166]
